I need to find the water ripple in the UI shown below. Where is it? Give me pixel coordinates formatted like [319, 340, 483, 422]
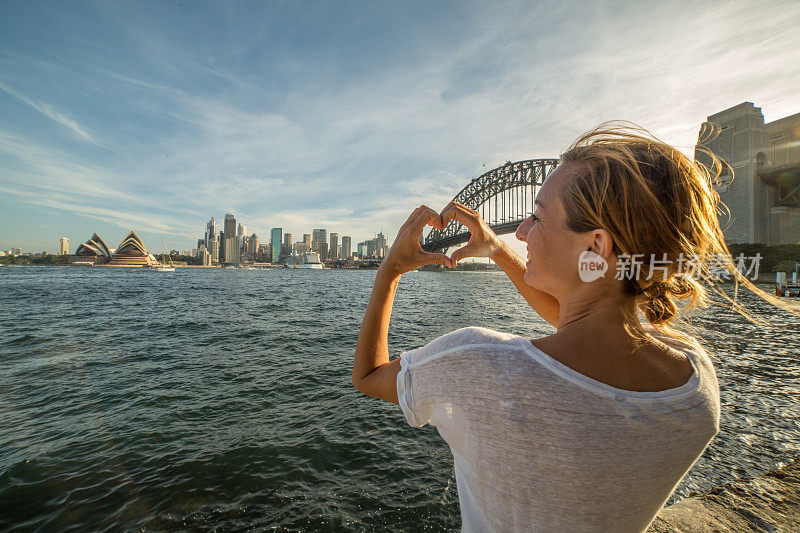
[0, 267, 798, 530]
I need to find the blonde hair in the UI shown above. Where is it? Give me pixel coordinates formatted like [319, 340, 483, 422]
[558, 122, 798, 340]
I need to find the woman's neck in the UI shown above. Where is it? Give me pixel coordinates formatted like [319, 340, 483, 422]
[556, 292, 642, 337]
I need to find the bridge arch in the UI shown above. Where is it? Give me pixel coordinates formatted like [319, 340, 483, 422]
[422, 158, 559, 252]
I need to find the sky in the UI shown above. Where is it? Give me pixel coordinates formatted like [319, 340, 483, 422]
[1, 0, 799, 255]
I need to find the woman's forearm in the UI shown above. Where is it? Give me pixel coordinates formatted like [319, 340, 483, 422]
[352, 269, 400, 388]
[491, 239, 560, 327]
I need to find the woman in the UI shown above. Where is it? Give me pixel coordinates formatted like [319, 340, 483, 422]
[352, 125, 730, 531]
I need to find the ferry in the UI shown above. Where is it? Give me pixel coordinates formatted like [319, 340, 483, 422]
[288, 252, 324, 269]
[776, 264, 800, 297]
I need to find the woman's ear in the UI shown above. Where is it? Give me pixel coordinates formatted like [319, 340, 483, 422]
[588, 229, 614, 259]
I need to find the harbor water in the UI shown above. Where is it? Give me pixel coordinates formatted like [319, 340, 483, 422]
[1, 267, 798, 531]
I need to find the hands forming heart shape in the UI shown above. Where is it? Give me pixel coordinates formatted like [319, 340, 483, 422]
[379, 201, 502, 277]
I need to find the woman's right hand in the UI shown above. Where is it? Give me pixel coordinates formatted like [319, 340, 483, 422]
[440, 201, 502, 265]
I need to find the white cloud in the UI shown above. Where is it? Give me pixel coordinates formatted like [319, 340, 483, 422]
[0, 80, 98, 144]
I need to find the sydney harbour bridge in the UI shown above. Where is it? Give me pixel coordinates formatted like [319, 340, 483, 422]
[422, 158, 560, 253]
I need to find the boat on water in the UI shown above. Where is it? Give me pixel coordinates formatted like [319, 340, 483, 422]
[151, 242, 175, 272]
[288, 252, 324, 269]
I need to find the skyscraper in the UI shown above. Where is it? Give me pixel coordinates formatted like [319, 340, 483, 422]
[283, 233, 292, 256]
[224, 213, 236, 242]
[312, 229, 326, 253]
[237, 222, 246, 238]
[206, 216, 216, 247]
[329, 233, 339, 260]
[250, 234, 259, 258]
[341, 236, 352, 259]
[271, 227, 282, 263]
[303, 234, 312, 251]
[375, 232, 388, 258]
[59, 237, 69, 255]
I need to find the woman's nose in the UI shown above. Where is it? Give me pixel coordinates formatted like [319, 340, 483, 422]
[515, 218, 530, 242]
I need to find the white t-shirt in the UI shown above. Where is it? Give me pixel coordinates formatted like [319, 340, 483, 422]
[396, 326, 720, 532]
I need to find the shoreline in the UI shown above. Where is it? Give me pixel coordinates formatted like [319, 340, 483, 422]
[648, 455, 799, 532]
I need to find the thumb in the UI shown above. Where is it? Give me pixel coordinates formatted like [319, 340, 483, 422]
[449, 243, 475, 265]
[422, 252, 454, 268]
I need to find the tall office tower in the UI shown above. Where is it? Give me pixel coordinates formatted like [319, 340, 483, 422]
[199, 248, 211, 266]
[695, 102, 800, 244]
[341, 236, 352, 259]
[240, 235, 249, 259]
[270, 227, 282, 263]
[283, 233, 292, 256]
[250, 234, 259, 258]
[329, 233, 339, 260]
[292, 241, 306, 255]
[303, 234, 312, 250]
[197, 238, 204, 251]
[312, 229, 327, 253]
[224, 213, 236, 242]
[219, 230, 226, 263]
[206, 216, 216, 247]
[59, 237, 69, 255]
[375, 232, 388, 258]
[209, 233, 220, 263]
[225, 237, 241, 264]
[237, 222, 246, 238]
[358, 242, 368, 258]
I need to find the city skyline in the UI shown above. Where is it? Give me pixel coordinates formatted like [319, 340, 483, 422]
[1, 1, 799, 253]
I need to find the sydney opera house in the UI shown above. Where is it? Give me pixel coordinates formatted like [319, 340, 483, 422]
[69, 231, 159, 267]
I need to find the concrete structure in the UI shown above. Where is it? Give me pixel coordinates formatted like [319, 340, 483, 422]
[59, 237, 69, 255]
[341, 236, 352, 259]
[329, 233, 339, 260]
[312, 229, 326, 253]
[283, 233, 292, 257]
[224, 237, 241, 265]
[695, 102, 800, 245]
[270, 227, 282, 263]
[303, 234, 312, 251]
[221, 214, 236, 263]
[293, 241, 307, 255]
[70, 233, 111, 265]
[106, 231, 159, 267]
[249, 233, 259, 260]
[199, 248, 211, 266]
[205, 216, 219, 263]
[312, 229, 327, 261]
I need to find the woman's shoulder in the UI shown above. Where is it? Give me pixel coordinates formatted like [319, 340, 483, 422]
[436, 326, 522, 347]
[401, 326, 522, 364]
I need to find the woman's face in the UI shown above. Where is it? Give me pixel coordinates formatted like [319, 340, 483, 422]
[515, 164, 589, 297]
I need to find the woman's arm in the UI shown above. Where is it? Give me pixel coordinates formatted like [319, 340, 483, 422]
[441, 201, 559, 328]
[351, 269, 402, 403]
[352, 206, 452, 403]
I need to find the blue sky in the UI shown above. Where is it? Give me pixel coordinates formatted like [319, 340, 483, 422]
[1, 0, 799, 254]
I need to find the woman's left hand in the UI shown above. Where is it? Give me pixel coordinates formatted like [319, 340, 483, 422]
[379, 205, 454, 277]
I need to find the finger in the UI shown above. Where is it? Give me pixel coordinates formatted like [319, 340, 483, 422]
[420, 251, 454, 268]
[400, 205, 427, 231]
[441, 203, 481, 230]
[449, 243, 476, 265]
[411, 207, 445, 234]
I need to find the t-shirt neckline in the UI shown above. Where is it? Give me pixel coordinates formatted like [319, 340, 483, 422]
[516, 335, 701, 399]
